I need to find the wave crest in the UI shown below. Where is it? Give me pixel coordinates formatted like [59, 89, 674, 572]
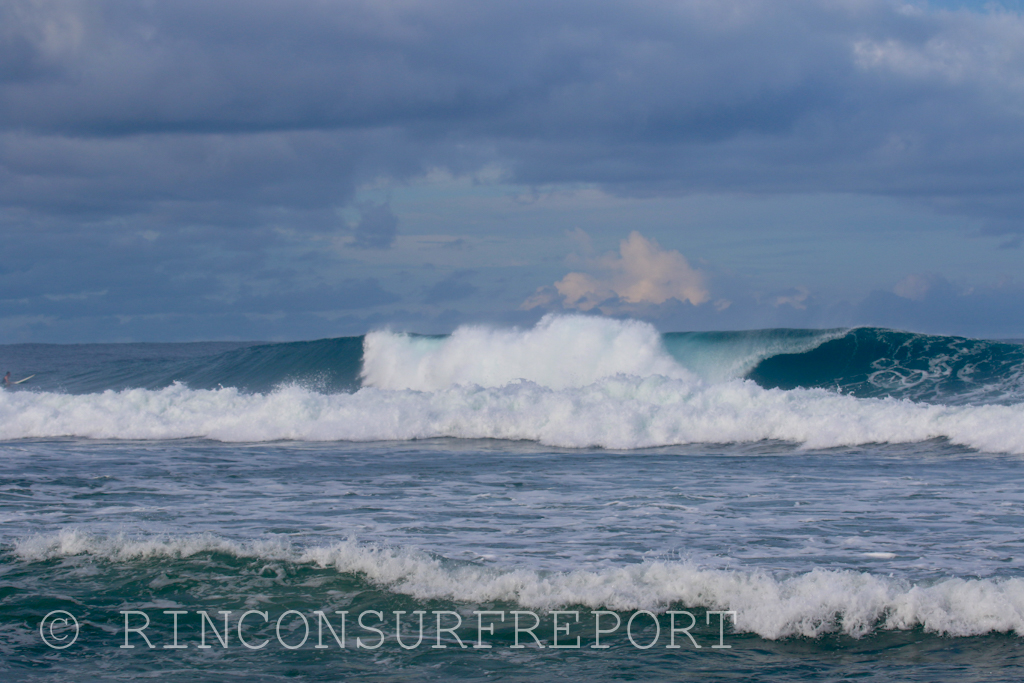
[362, 315, 696, 391]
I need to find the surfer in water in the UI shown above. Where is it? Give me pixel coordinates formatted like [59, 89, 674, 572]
[4, 372, 34, 386]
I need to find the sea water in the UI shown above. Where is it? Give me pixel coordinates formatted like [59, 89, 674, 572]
[2, 315, 1023, 681]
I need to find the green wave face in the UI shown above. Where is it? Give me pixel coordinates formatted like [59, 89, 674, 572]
[1, 337, 366, 395]
[747, 328, 1024, 404]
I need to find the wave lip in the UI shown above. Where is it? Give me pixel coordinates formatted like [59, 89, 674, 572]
[13, 529, 1024, 640]
[663, 327, 848, 382]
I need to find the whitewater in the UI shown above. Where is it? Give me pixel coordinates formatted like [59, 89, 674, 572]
[3, 315, 1024, 681]
[2, 315, 1023, 452]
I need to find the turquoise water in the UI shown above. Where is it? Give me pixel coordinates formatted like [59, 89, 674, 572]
[2, 316, 1024, 680]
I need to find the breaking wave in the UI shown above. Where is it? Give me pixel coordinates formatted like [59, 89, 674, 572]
[2, 315, 1023, 450]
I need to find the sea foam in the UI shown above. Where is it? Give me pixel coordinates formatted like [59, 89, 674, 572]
[13, 529, 1024, 640]
[361, 315, 697, 390]
[2, 373, 1024, 451]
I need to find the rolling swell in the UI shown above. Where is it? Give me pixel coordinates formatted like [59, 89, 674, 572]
[170, 336, 364, 393]
[2, 336, 365, 394]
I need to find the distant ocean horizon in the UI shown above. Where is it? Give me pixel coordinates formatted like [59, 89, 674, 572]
[3, 314, 1024, 681]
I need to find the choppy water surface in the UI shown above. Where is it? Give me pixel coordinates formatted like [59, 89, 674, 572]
[2, 316, 1024, 680]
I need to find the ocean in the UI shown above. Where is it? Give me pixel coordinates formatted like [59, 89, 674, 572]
[2, 314, 1023, 681]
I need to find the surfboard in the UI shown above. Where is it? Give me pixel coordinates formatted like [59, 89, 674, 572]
[12, 375, 34, 385]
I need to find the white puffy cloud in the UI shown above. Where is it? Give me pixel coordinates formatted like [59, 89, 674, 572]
[525, 231, 709, 312]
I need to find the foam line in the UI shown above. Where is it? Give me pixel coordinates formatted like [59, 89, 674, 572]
[2, 375, 1023, 451]
[14, 529, 1024, 639]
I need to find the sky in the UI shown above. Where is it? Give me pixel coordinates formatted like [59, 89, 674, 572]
[2, 0, 1024, 342]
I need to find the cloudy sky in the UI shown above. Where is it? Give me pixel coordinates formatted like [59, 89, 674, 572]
[3, 0, 1024, 342]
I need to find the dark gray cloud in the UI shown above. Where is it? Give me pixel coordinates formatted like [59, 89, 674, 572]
[5, 1, 1024, 210]
[4, 0, 1024, 340]
[847, 276, 1024, 338]
[423, 270, 478, 304]
[350, 203, 398, 249]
